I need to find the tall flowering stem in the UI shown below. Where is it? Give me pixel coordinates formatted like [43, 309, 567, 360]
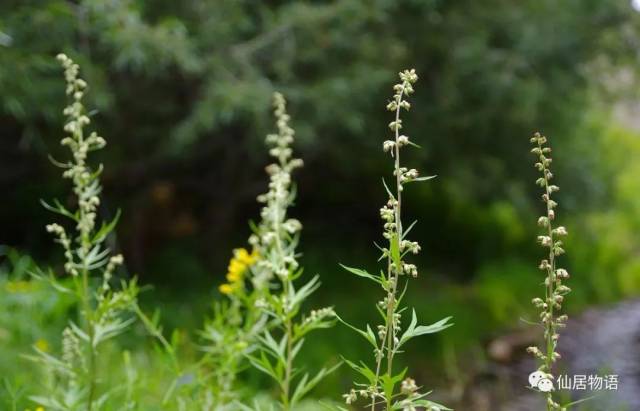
[527, 132, 571, 411]
[248, 93, 337, 411]
[340, 70, 451, 411]
[30, 54, 139, 411]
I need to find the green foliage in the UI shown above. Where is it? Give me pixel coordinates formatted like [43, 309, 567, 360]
[0, 248, 75, 410]
[567, 122, 640, 304]
[475, 260, 540, 325]
[166, 246, 267, 409]
[1, 0, 634, 205]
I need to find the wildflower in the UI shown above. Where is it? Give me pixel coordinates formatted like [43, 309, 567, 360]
[218, 284, 235, 295]
[537, 236, 552, 247]
[383, 140, 395, 152]
[219, 248, 260, 295]
[401, 378, 418, 395]
[553, 226, 568, 236]
[227, 260, 246, 281]
[343, 389, 358, 405]
[235, 248, 259, 266]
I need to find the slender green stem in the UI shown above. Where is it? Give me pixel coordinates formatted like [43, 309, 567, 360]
[370, 83, 406, 411]
[273, 151, 293, 410]
[82, 269, 96, 411]
[134, 305, 181, 374]
[388, 81, 405, 374]
[282, 310, 294, 410]
[539, 139, 556, 411]
[75, 114, 97, 411]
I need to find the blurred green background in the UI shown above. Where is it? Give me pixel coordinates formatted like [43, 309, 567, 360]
[2, 0, 640, 409]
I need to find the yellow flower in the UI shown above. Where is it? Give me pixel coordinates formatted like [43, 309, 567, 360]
[234, 247, 260, 266]
[235, 248, 251, 264]
[218, 248, 260, 295]
[227, 258, 246, 276]
[36, 407, 45, 411]
[226, 270, 242, 282]
[35, 338, 49, 353]
[219, 283, 234, 295]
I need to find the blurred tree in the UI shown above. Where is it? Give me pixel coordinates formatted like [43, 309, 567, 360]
[0, 0, 638, 286]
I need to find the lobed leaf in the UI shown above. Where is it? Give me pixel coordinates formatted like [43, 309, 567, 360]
[398, 310, 453, 348]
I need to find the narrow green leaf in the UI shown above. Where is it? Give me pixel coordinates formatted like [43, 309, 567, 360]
[340, 264, 382, 285]
[247, 351, 278, 381]
[291, 362, 341, 405]
[335, 314, 377, 349]
[380, 368, 406, 401]
[92, 209, 121, 244]
[40, 198, 77, 221]
[390, 233, 401, 273]
[562, 395, 597, 408]
[401, 220, 418, 240]
[406, 175, 437, 183]
[343, 358, 377, 385]
[382, 178, 395, 200]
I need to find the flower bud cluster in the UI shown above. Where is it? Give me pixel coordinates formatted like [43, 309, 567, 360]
[47, 223, 76, 276]
[100, 254, 124, 295]
[253, 93, 303, 289]
[380, 70, 420, 360]
[54, 54, 107, 254]
[380, 69, 422, 280]
[342, 388, 374, 405]
[46, 55, 120, 284]
[61, 326, 82, 374]
[249, 93, 336, 408]
[301, 307, 336, 328]
[397, 377, 442, 411]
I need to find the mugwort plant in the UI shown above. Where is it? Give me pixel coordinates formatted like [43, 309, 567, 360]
[527, 132, 572, 411]
[339, 69, 452, 411]
[246, 92, 338, 410]
[29, 54, 140, 411]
